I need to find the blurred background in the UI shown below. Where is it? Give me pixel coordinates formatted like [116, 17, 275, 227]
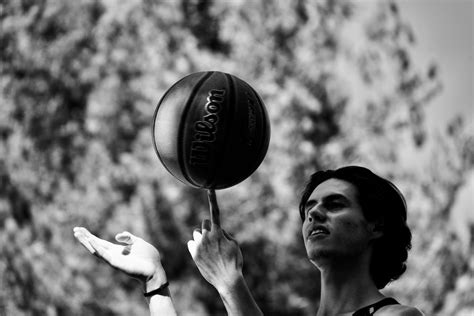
[0, 0, 473, 315]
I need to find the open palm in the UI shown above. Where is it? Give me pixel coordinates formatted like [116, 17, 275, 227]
[73, 227, 162, 282]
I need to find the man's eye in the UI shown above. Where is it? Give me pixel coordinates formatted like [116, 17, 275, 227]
[305, 201, 316, 211]
[325, 202, 344, 209]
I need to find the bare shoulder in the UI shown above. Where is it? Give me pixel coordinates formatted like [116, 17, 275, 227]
[377, 304, 425, 316]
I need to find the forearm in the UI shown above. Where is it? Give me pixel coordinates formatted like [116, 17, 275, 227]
[218, 275, 263, 316]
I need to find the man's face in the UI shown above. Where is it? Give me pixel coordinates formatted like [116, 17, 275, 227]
[301, 178, 377, 268]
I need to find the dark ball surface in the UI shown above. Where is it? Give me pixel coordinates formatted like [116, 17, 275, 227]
[152, 71, 270, 189]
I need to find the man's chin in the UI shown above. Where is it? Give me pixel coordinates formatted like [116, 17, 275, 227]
[306, 247, 335, 267]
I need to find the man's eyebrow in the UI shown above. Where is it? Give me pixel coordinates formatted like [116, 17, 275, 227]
[322, 193, 350, 203]
[305, 193, 349, 209]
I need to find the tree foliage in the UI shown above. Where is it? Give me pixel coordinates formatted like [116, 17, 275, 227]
[1, 0, 472, 315]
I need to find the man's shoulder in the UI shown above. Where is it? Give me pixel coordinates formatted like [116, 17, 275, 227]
[376, 304, 425, 316]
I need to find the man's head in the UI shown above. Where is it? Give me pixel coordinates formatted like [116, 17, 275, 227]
[299, 166, 412, 289]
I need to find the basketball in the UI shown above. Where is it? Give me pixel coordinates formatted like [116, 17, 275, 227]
[152, 71, 271, 189]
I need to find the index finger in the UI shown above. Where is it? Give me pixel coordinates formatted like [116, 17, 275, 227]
[73, 227, 96, 254]
[207, 189, 221, 227]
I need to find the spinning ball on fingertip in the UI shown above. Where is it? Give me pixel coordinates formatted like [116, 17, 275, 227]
[152, 71, 271, 189]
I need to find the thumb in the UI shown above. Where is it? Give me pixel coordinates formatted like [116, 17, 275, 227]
[115, 231, 135, 245]
[187, 240, 197, 259]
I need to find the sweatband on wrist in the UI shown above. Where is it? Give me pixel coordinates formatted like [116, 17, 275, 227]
[144, 281, 169, 297]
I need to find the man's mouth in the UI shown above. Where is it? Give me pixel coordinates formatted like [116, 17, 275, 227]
[308, 226, 330, 239]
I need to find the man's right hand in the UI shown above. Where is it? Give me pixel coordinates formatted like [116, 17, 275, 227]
[187, 190, 244, 293]
[72, 227, 167, 292]
[186, 190, 263, 316]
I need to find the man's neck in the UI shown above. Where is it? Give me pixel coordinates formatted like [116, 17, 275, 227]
[316, 255, 384, 316]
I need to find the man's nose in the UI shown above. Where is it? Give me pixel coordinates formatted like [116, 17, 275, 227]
[308, 205, 326, 223]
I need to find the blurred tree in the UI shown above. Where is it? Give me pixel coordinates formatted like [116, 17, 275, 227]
[0, 0, 472, 315]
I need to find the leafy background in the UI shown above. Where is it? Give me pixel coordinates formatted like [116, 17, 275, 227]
[0, 0, 472, 315]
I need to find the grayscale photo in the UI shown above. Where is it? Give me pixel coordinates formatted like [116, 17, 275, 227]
[0, 0, 472, 315]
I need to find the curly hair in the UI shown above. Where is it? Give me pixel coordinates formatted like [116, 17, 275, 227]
[299, 166, 412, 289]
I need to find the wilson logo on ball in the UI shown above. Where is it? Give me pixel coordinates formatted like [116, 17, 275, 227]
[190, 89, 226, 166]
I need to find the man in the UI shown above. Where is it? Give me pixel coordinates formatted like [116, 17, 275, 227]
[297, 166, 423, 315]
[74, 166, 424, 315]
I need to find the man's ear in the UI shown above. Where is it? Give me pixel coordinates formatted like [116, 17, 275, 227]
[370, 218, 384, 240]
